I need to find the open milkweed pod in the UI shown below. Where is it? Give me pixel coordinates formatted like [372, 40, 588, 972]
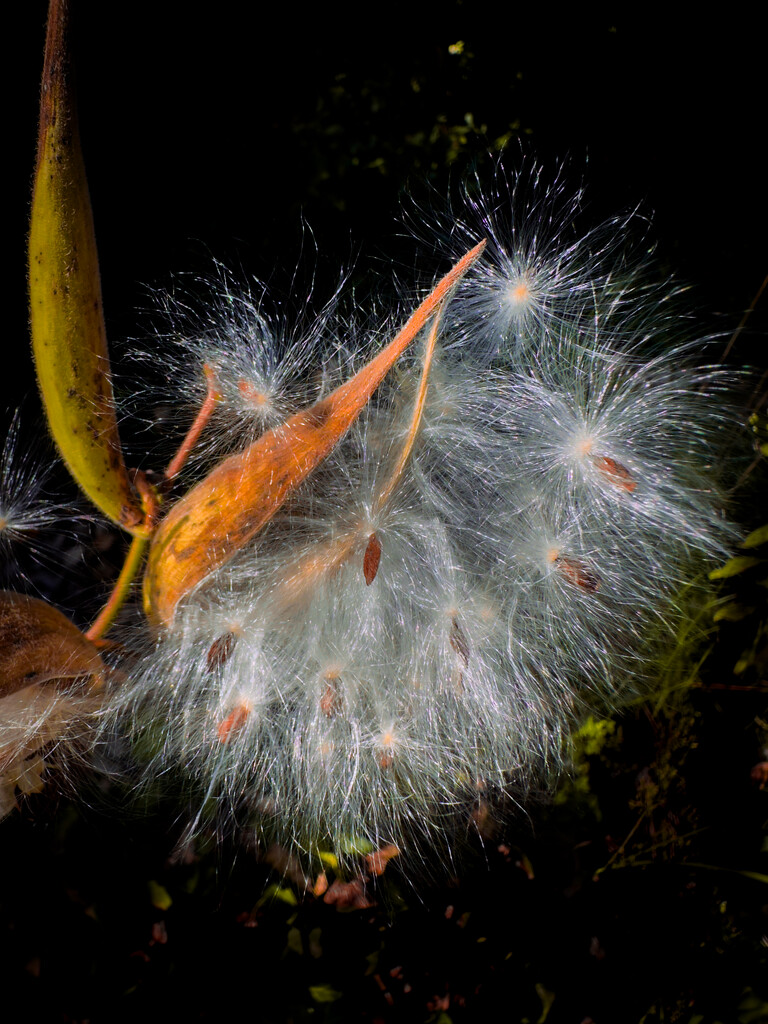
[0, 591, 107, 815]
[28, 0, 144, 533]
[143, 241, 486, 628]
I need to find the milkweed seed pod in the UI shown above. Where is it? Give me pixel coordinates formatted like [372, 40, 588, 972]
[100, 167, 740, 868]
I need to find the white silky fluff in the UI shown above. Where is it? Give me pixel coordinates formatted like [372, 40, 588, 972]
[105, 166, 739, 864]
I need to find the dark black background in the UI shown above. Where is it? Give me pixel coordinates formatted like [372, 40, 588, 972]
[5, 6, 768, 1023]
[12, 4, 767, 395]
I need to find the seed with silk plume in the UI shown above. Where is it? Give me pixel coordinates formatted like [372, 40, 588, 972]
[100, 167, 738, 869]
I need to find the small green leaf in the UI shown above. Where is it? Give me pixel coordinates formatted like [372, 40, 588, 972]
[741, 524, 768, 549]
[364, 951, 379, 975]
[736, 870, 768, 885]
[309, 984, 343, 1004]
[260, 883, 298, 907]
[337, 835, 375, 856]
[709, 556, 762, 579]
[738, 988, 768, 1024]
[683, 862, 768, 884]
[572, 715, 617, 756]
[148, 880, 172, 910]
[536, 983, 556, 1023]
[713, 603, 755, 622]
[285, 927, 303, 955]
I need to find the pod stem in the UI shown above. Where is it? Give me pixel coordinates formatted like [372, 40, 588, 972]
[85, 472, 159, 642]
[165, 364, 223, 481]
[85, 532, 149, 643]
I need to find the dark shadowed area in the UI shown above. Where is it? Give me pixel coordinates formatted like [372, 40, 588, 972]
[4, 5, 767, 1022]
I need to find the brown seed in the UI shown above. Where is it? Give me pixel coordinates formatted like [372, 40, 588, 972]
[378, 729, 396, 769]
[555, 556, 601, 593]
[237, 379, 270, 408]
[449, 617, 470, 666]
[216, 701, 250, 742]
[363, 532, 382, 585]
[320, 675, 342, 718]
[207, 631, 237, 672]
[591, 454, 636, 493]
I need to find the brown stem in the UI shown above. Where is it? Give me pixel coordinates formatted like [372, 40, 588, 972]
[165, 363, 223, 481]
[721, 273, 768, 362]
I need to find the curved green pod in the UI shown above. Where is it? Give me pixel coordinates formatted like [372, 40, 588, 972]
[28, 0, 144, 533]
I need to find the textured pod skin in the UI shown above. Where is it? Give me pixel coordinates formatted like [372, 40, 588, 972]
[0, 591, 106, 697]
[28, 0, 143, 532]
[0, 591, 105, 785]
[144, 241, 486, 627]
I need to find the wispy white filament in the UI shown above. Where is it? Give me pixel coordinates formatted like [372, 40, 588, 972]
[102, 166, 740, 866]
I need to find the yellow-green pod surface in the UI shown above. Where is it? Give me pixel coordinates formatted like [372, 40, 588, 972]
[28, 0, 144, 533]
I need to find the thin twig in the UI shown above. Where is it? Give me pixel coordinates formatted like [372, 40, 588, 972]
[721, 273, 768, 362]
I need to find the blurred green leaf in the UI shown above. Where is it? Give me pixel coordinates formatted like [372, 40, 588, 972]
[148, 880, 172, 910]
[713, 603, 755, 622]
[709, 557, 762, 579]
[742, 524, 768, 549]
[739, 987, 768, 1023]
[260, 883, 298, 907]
[285, 926, 303, 955]
[535, 982, 556, 1022]
[309, 984, 342, 1003]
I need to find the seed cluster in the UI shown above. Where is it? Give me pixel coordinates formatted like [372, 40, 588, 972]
[105, 168, 737, 862]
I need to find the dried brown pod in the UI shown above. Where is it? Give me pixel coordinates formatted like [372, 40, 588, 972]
[143, 242, 486, 628]
[0, 591, 106, 810]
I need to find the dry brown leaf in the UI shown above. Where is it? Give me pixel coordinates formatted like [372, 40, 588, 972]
[0, 591, 106, 775]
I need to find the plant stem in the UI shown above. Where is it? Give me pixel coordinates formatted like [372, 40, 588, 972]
[165, 363, 222, 481]
[85, 531, 149, 643]
[84, 366, 225, 641]
[85, 470, 161, 642]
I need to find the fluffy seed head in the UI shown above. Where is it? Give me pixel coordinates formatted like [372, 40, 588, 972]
[99, 168, 742, 871]
[407, 160, 659, 366]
